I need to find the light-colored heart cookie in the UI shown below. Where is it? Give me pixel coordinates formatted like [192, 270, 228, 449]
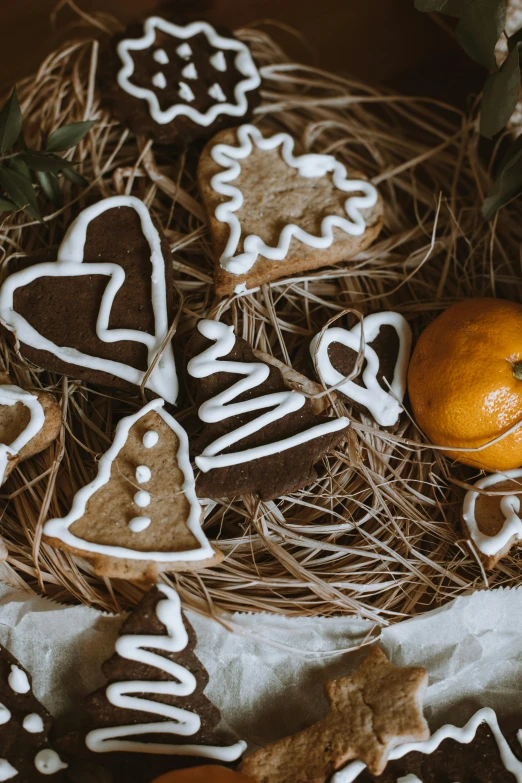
[43, 398, 223, 580]
[462, 469, 522, 569]
[310, 312, 412, 427]
[0, 374, 61, 486]
[198, 124, 384, 295]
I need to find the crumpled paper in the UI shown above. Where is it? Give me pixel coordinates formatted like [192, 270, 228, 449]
[0, 582, 521, 749]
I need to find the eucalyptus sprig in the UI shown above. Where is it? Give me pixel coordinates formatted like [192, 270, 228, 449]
[0, 87, 94, 221]
[414, 0, 522, 218]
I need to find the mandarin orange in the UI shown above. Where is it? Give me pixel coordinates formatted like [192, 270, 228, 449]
[407, 297, 522, 471]
[150, 767, 255, 783]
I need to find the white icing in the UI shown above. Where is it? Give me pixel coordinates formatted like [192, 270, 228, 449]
[117, 18, 260, 125]
[43, 399, 213, 562]
[178, 81, 196, 102]
[34, 749, 68, 774]
[176, 42, 192, 59]
[128, 516, 151, 533]
[208, 83, 226, 102]
[135, 465, 152, 484]
[209, 124, 379, 275]
[0, 761, 16, 782]
[234, 282, 249, 295]
[463, 468, 522, 556]
[143, 429, 159, 448]
[187, 320, 349, 472]
[85, 584, 246, 759]
[8, 664, 30, 694]
[134, 490, 151, 508]
[153, 48, 169, 64]
[23, 712, 44, 733]
[332, 707, 522, 782]
[0, 704, 10, 725]
[0, 385, 46, 485]
[397, 777, 422, 783]
[182, 62, 198, 79]
[0, 195, 178, 405]
[310, 312, 412, 427]
[152, 71, 167, 89]
[210, 50, 227, 72]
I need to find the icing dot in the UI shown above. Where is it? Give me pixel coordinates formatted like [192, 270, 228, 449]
[176, 42, 192, 59]
[8, 664, 30, 694]
[0, 760, 17, 782]
[23, 712, 44, 733]
[0, 704, 10, 725]
[128, 516, 151, 533]
[152, 72, 167, 90]
[210, 50, 227, 72]
[34, 749, 68, 774]
[153, 48, 169, 65]
[208, 83, 226, 102]
[178, 81, 196, 102]
[142, 430, 159, 448]
[182, 62, 198, 79]
[135, 465, 152, 484]
[134, 490, 151, 508]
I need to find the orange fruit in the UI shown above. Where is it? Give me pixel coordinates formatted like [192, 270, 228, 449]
[150, 767, 256, 783]
[407, 297, 522, 471]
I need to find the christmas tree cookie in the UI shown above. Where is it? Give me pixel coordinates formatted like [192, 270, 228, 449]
[186, 319, 350, 501]
[43, 399, 223, 580]
[57, 584, 245, 781]
[0, 644, 68, 780]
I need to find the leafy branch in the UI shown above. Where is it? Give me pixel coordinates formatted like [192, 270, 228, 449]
[0, 87, 94, 221]
[414, 0, 522, 218]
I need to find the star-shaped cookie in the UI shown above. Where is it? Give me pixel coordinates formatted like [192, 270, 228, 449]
[239, 647, 429, 783]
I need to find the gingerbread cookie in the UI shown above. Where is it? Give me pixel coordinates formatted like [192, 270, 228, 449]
[0, 375, 61, 486]
[58, 584, 245, 779]
[185, 319, 350, 501]
[43, 398, 222, 580]
[333, 707, 522, 782]
[197, 124, 383, 294]
[310, 312, 412, 427]
[0, 196, 178, 404]
[462, 469, 522, 569]
[101, 17, 261, 145]
[0, 644, 68, 780]
[239, 647, 429, 783]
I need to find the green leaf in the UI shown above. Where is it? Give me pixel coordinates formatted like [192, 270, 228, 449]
[0, 166, 41, 220]
[18, 151, 76, 173]
[62, 166, 89, 187]
[36, 170, 62, 205]
[480, 42, 521, 137]
[0, 196, 16, 211]
[456, 0, 506, 70]
[482, 138, 522, 218]
[7, 156, 32, 180]
[45, 120, 95, 152]
[0, 88, 22, 155]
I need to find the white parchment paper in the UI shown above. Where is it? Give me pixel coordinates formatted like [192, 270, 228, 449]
[0, 582, 521, 748]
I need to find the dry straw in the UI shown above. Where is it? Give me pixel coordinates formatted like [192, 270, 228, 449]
[0, 4, 520, 625]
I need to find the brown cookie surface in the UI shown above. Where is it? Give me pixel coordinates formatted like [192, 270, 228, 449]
[198, 125, 384, 294]
[100, 17, 261, 145]
[185, 319, 350, 501]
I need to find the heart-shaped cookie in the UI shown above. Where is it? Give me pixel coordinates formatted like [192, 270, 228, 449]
[310, 311, 412, 427]
[462, 469, 522, 569]
[0, 196, 178, 404]
[198, 124, 384, 294]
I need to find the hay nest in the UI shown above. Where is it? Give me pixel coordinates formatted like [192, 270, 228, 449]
[0, 5, 520, 625]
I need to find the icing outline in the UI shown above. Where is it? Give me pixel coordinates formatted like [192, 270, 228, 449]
[333, 707, 522, 782]
[209, 124, 379, 275]
[116, 18, 261, 126]
[86, 584, 246, 758]
[0, 385, 46, 485]
[0, 196, 178, 404]
[43, 398, 213, 562]
[463, 468, 522, 556]
[310, 312, 412, 427]
[187, 320, 349, 472]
